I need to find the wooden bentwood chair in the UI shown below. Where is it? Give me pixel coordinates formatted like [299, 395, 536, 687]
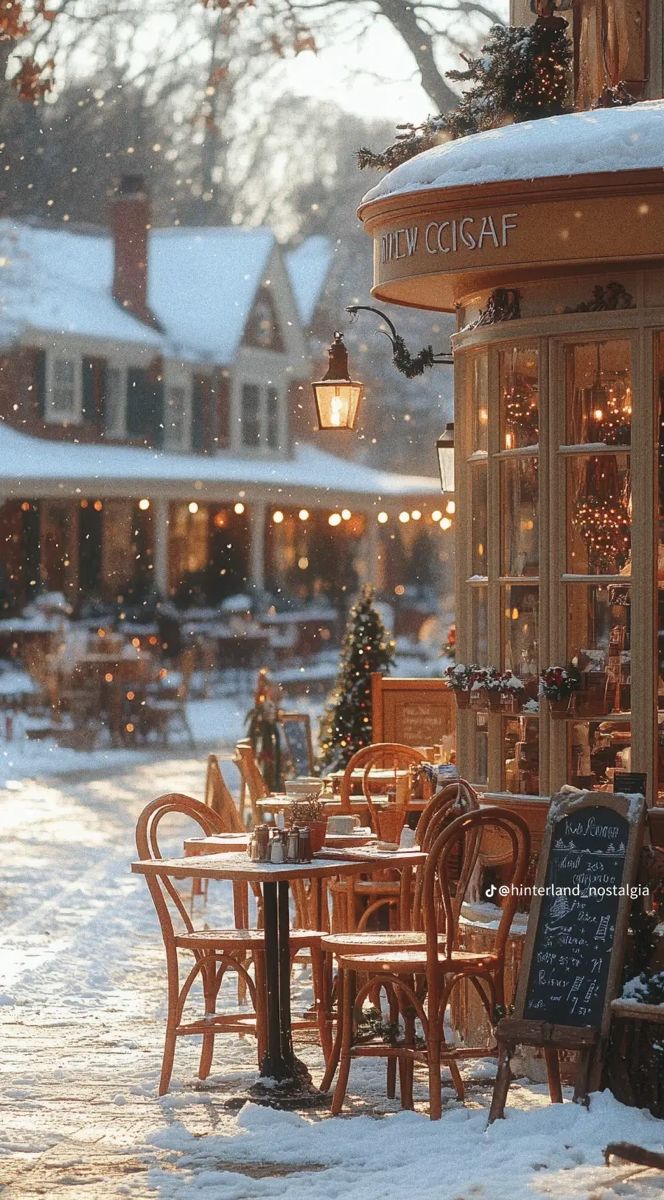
[136, 793, 329, 1095]
[326, 806, 530, 1119]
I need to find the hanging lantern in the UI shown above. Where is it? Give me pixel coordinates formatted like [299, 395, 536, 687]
[436, 422, 455, 494]
[312, 332, 363, 431]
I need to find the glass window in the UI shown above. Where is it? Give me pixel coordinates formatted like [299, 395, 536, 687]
[105, 367, 124, 437]
[503, 715, 539, 794]
[567, 452, 631, 575]
[241, 383, 261, 447]
[567, 583, 630, 715]
[471, 586, 488, 662]
[472, 354, 489, 453]
[266, 385, 280, 448]
[471, 463, 488, 576]
[50, 357, 77, 417]
[501, 457, 538, 576]
[565, 340, 631, 446]
[500, 346, 539, 449]
[568, 719, 631, 792]
[502, 584, 539, 682]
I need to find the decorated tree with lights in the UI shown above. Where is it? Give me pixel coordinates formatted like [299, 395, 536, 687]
[318, 585, 395, 772]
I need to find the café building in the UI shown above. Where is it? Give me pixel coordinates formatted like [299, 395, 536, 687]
[358, 10, 664, 813]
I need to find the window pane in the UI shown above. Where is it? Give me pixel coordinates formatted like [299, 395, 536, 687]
[568, 719, 631, 791]
[471, 464, 487, 576]
[503, 715, 539, 794]
[52, 358, 75, 414]
[500, 345, 539, 449]
[472, 354, 488, 453]
[567, 452, 631, 575]
[502, 583, 539, 682]
[567, 583, 630, 716]
[471, 586, 488, 662]
[267, 385, 279, 448]
[242, 384, 260, 447]
[165, 385, 187, 449]
[565, 339, 631, 447]
[105, 367, 123, 436]
[501, 457, 538, 576]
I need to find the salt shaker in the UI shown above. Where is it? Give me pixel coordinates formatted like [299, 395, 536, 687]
[269, 831, 285, 864]
[286, 828, 300, 863]
[255, 824, 270, 862]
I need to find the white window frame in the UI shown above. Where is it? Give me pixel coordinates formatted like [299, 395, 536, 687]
[45, 353, 81, 424]
[105, 364, 127, 438]
[239, 380, 283, 451]
[163, 375, 192, 452]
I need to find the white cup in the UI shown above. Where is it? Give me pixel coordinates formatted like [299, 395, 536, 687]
[327, 814, 361, 835]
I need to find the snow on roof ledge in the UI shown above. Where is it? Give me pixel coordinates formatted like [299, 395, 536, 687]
[361, 101, 664, 204]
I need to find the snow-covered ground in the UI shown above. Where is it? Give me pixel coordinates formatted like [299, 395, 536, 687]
[1, 750, 663, 1198]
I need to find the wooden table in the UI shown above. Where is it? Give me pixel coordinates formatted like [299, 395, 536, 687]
[255, 795, 428, 818]
[132, 848, 424, 1101]
[184, 831, 377, 855]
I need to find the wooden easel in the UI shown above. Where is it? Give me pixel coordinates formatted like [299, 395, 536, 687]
[489, 790, 646, 1122]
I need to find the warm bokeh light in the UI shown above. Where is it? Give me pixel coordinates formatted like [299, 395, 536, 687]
[411, 509, 421, 520]
[441, 517, 452, 530]
[398, 511, 410, 523]
[272, 510, 284, 524]
[298, 509, 309, 521]
[188, 502, 199, 514]
[446, 500, 456, 515]
[341, 509, 351, 520]
[432, 509, 442, 522]
[377, 511, 388, 523]
[328, 513, 342, 526]
[138, 498, 150, 511]
[234, 502, 245, 514]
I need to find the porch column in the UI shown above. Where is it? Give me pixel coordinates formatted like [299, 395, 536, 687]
[364, 511, 382, 587]
[249, 501, 266, 594]
[153, 498, 170, 598]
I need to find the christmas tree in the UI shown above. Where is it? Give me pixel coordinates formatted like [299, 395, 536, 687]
[318, 585, 395, 772]
[358, 13, 572, 172]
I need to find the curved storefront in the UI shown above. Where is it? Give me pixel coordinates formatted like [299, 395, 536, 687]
[359, 102, 664, 810]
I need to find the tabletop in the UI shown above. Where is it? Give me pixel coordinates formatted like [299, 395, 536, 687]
[131, 847, 425, 884]
[183, 830, 376, 855]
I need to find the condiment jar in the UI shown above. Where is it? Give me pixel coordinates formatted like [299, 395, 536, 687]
[255, 824, 270, 862]
[286, 828, 300, 863]
[269, 831, 285, 864]
[298, 826, 312, 862]
[248, 833, 259, 861]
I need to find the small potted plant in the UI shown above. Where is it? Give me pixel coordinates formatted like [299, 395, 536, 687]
[470, 666, 502, 710]
[499, 672, 526, 713]
[540, 665, 581, 715]
[289, 794, 327, 853]
[444, 662, 476, 709]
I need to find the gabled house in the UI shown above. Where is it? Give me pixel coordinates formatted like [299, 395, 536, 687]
[0, 176, 441, 613]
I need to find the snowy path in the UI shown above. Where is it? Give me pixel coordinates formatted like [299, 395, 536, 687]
[1, 755, 663, 1200]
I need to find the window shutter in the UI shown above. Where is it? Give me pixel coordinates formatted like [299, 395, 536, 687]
[34, 350, 46, 419]
[126, 368, 164, 446]
[82, 358, 95, 422]
[191, 374, 205, 452]
[216, 375, 230, 448]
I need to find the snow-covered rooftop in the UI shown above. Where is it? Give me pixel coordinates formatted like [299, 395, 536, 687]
[362, 100, 664, 203]
[0, 418, 439, 503]
[285, 235, 333, 325]
[0, 220, 332, 363]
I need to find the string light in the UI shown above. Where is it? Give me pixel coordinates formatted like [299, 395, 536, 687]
[377, 511, 388, 523]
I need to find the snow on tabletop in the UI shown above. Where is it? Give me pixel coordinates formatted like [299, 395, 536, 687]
[0, 419, 439, 497]
[362, 100, 664, 204]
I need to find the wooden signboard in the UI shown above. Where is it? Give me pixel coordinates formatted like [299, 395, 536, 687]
[489, 790, 646, 1121]
[371, 674, 455, 750]
[279, 713, 314, 777]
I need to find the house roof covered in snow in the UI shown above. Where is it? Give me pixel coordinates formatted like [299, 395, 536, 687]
[285, 235, 333, 325]
[0, 220, 332, 363]
[362, 100, 664, 204]
[0, 418, 439, 505]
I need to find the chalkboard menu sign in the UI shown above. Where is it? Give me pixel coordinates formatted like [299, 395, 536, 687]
[371, 674, 455, 748]
[279, 713, 313, 777]
[516, 791, 646, 1036]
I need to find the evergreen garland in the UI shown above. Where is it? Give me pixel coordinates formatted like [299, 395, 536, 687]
[318, 584, 395, 772]
[358, 17, 572, 172]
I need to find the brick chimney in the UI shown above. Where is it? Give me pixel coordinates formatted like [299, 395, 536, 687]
[111, 174, 160, 328]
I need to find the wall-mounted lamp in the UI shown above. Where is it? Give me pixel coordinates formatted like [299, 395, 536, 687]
[311, 332, 363, 430]
[436, 422, 455, 494]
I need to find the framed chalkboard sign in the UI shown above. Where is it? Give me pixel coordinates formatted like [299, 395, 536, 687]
[490, 790, 646, 1120]
[279, 713, 314, 777]
[371, 674, 455, 749]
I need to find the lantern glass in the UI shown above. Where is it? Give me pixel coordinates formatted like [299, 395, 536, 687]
[312, 380, 362, 431]
[436, 422, 455, 493]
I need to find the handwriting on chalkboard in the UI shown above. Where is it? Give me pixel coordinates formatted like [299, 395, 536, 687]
[524, 805, 630, 1027]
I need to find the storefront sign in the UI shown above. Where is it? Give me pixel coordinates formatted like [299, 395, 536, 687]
[380, 213, 518, 263]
